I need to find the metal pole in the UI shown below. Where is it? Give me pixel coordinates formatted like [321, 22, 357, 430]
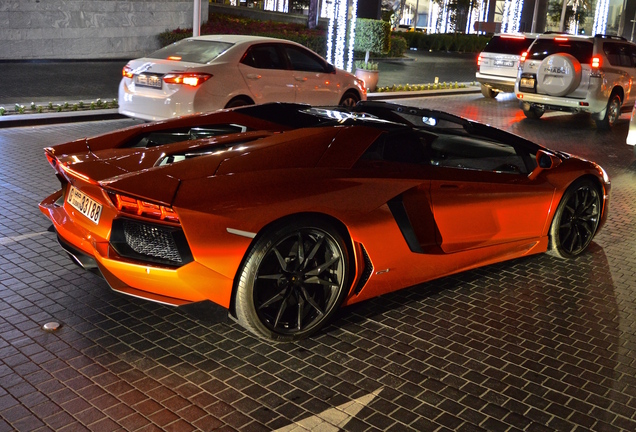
[413, 0, 419, 30]
[559, 0, 567, 33]
[193, 0, 201, 37]
[531, 0, 540, 33]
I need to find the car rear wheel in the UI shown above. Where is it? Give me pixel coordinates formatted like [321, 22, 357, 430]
[480, 85, 498, 99]
[235, 219, 350, 340]
[548, 178, 601, 259]
[339, 91, 360, 107]
[225, 97, 253, 109]
[595, 94, 621, 130]
[521, 102, 544, 119]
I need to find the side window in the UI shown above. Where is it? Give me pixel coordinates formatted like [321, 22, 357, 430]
[359, 131, 429, 164]
[429, 135, 528, 174]
[241, 45, 286, 70]
[283, 45, 328, 73]
[630, 46, 636, 68]
[603, 42, 634, 67]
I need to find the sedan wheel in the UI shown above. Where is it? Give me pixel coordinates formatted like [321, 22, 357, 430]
[548, 179, 601, 259]
[339, 92, 360, 108]
[235, 219, 350, 340]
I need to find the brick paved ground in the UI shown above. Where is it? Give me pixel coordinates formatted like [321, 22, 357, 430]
[1, 93, 636, 431]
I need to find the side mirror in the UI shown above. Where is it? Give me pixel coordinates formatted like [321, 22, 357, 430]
[529, 149, 561, 179]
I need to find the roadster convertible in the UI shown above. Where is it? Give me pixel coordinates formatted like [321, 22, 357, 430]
[40, 102, 610, 340]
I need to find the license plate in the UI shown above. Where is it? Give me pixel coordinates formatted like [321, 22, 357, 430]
[67, 186, 102, 224]
[135, 74, 162, 89]
[494, 60, 514, 67]
[520, 77, 536, 88]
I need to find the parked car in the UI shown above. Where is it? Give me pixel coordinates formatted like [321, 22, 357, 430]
[118, 35, 366, 121]
[476, 33, 536, 98]
[40, 101, 610, 341]
[516, 33, 636, 129]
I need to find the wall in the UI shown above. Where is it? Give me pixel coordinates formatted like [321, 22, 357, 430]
[0, 0, 209, 60]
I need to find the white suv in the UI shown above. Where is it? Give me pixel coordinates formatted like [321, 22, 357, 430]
[476, 33, 536, 98]
[515, 34, 636, 129]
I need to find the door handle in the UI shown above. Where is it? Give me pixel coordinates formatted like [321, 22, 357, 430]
[294, 76, 308, 82]
[246, 74, 261, 80]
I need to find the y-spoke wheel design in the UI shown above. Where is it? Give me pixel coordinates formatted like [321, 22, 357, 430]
[548, 179, 601, 259]
[339, 91, 360, 108]
[235, 219, 350, 340]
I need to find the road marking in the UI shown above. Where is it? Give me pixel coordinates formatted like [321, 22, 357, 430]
[0, 231, 49, 246]
[274, 387, 382, 432]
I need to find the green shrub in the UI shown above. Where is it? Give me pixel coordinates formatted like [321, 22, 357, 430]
[388, 35, 407, 57]
[354, 18, 391, 60]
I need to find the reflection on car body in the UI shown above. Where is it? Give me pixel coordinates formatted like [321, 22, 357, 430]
[40, 102, 611, 341]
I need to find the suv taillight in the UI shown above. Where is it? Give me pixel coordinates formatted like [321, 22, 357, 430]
[520, 52, 528, 65]
[591, 55, 602, 69]
[477, 53, 482, 67]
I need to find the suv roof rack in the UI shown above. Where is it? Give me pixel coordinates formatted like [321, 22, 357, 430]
[594, 34, 627, 41]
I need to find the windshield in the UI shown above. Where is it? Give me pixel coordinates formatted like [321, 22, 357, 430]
[148, 39, 233, 64]
[527, 38, 593, 64]
[483, 36, 534, 55]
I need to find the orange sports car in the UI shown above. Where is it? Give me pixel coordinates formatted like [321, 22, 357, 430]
[40, 102, 610, 340]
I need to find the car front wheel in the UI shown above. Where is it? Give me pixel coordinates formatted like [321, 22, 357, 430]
[548, 179, 601, 259]
[235, 219, 350, 340]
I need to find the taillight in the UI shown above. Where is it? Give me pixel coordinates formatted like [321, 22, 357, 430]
[122, 65, 134, 79]
[520, 51, 528, 65]
[555, 37, 569, 42]
[591, 55, 602, 69]
[111, 193, 180, 223]
[162, 73, 212, 87]
[477, 53, 482, 67]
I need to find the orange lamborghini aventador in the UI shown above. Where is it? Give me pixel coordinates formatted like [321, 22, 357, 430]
[39, 102, 611, 340]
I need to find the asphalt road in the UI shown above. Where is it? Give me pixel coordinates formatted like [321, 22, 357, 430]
[0, 51, 477, 106]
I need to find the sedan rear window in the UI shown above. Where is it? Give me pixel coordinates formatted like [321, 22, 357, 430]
[482, 35, 534, 55]
[148, 39, 233, 64]
[527, 39, 593, 64]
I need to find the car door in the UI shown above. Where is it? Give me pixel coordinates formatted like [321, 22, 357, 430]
[426, 134, 556, 253]
[281, 44, 341, 106]
[237, 43, 296, 104]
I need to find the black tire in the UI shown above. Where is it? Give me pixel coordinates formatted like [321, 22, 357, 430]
[521, 102, 544, 119]
[225, 97, 253, 109]
[339, 91, 360, 107]
[480, 85, 498, 99]
[548, 178, 602, 259]
[235, 218, 350, 340]
[595, 93, 621, 130]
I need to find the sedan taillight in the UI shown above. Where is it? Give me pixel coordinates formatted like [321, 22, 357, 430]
[162, 73, 212, 87]
[122, 65, 134, 78]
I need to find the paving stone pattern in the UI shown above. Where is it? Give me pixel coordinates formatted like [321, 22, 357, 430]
[1, 94, 636, 431]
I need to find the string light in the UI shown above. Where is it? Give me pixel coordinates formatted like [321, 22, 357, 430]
[593, 0, 610, 35]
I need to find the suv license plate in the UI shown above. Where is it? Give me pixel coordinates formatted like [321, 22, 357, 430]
[67, 186, 102, 224]
[520, 77, 535, 89]
[494, 60, 514, 67]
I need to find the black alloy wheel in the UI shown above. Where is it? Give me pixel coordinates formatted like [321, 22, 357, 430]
[235, 220, 349, 340]
[548, 179, 601, 258]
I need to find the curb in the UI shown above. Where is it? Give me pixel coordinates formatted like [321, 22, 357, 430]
[0, 109, 125, 128]
[0, 86, 481, 128]
[367, 85, 481, 100]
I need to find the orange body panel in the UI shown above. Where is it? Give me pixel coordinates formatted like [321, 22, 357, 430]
[38, 103, 611, 318]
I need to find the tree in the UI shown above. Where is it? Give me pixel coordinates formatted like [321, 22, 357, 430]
[548, 0, 592, 33]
